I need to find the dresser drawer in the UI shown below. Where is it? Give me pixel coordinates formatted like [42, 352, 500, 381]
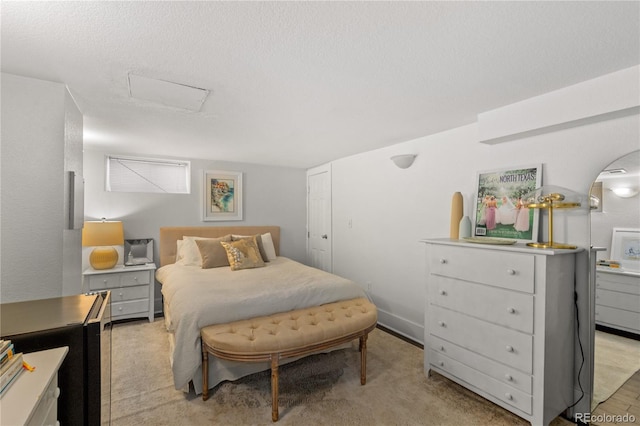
[26, 374, 59, 426]
[429, 335, 532, 394]
[429, 246, 534, 293]
[429, 305, 533, 373]
[596, 288, 640, 313]
[112, 299, 149, 318]
[596, 272, 640, 295]
[429, 350, 532, 415]
[110, 285, 149, 302]
[596, 305, 640, 333]
[430, 276, 534, 333]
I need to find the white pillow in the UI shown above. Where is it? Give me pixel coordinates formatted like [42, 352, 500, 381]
[176, 236, 216, 266]
[260, 233, 277, 261]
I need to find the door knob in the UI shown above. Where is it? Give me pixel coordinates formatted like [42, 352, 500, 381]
[321, 234, 328, 239]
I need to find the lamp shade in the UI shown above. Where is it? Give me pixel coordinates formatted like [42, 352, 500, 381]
[82, 221, 124, 270]
[82, 221, 124, 246]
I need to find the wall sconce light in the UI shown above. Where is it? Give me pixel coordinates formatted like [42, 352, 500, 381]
[82, 219, 124, 269]
[391, 154, 417, 169]
[611, 187, 638, 198]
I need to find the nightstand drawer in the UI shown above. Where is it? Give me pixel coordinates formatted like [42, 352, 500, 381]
[430, 276, 534, 333]
[110, 285, 149, 302]
[429, 350, 532, 415]
[112, 299, 149, 317]
[88, 274, 120, 290]
[429, 305, 533, 373]
[119, 270, 150, 286]
[429, 246, 534, 293]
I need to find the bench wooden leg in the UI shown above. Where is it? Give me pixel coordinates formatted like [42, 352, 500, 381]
[271, 355, 279, 422]
[360, 333, 368, 385]
[202, 349, 209, 401]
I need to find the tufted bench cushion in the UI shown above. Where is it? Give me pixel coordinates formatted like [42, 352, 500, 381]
[201, 297, 377, 421]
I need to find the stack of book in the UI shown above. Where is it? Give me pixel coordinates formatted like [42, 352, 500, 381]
[0, 339, 23, 397]
[597, 259, 621, 268]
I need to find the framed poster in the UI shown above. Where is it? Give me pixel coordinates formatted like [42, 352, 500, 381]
[473, 164, 542, 242]
[203, 170, 243, 221]
[611, 228, 640, 271]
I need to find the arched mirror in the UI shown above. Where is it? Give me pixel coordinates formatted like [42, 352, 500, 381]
[589, 149, 640, 414]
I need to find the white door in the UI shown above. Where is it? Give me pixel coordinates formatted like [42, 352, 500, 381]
[307, 164, 332, 272]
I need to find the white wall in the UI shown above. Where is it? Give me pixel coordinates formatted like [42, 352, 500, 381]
[1, 73, 83, 302]
[83, 150, 307, 310]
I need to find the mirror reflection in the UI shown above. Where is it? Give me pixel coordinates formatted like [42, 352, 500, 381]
[590, 150, 640, 414]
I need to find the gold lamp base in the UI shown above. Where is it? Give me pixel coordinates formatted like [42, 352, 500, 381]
[527, 241, 578, 250]
[89, 247, 119, 270]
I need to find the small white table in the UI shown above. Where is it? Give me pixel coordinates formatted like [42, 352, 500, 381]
[83, 263, 157, 322]
[0, 347, 69, 426]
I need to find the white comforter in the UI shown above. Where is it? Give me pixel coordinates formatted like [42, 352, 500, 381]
[156, 257, 367, 391]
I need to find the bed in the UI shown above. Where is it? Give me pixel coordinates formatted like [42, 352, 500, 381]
[156, 226, 368, 394]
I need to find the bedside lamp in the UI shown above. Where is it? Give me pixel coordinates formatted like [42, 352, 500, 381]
[82, 220, 124, 269]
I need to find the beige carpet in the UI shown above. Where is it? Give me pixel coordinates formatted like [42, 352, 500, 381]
[110, 319, 573, 426]
[592, 330, 640, 410]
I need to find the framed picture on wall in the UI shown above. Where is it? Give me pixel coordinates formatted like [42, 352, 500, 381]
[611, 228, 640, 271]
[203, 170, 243, 221]
[473, 164, 542, 242]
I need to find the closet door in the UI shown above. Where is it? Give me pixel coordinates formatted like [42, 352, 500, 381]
[307, 163, 332, 272]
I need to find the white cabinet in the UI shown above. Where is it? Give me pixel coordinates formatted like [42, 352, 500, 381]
[1, 347, 68, 426]
[595, 268, 640, 335]
[83, 264, 156, 322]
[422, 239, 582, 426]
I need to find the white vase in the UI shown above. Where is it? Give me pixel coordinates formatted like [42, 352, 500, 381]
[459, 216, 471, 238]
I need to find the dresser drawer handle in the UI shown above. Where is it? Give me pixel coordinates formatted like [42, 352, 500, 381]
[507, 307, 516, 314]
[118, 307, 123, 311]
[439, 290, 447, 296]
[134, 276, 138, 280]
[440, 345, 445, 351]
[505, 393, 513, 400]
[439, 259, 447, 264]
[438, 321, 446, 327]
[103, 279, 108, 283]
[505, 374, 513, 381]
[505, 345, 514, 352]
[506, 269, 516, 275]
[118, 292, 124, 297]
[439, 361, 444, 367]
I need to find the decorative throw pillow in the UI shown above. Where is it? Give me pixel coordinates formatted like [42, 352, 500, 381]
[220, 238, 265, 271]
[231, 234, 269, 262]
[195, 238, 232, 269]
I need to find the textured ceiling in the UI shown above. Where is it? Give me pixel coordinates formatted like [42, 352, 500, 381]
[2, 1, 639, 169]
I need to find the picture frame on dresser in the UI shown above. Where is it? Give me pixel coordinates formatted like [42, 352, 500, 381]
[473, 164, 542, 243]
[202, 170, 243, 221]
[124, 238, 153, 266]
[611, 227, 640, 271]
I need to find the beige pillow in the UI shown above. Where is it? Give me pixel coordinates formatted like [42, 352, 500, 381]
[177, 235, 231, 266]
[195, 237, 232, 269]
[231, 232, 277, 261]
[220, 238, 265, 271]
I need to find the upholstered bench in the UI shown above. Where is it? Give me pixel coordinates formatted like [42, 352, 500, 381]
[201, 297, 377, 421]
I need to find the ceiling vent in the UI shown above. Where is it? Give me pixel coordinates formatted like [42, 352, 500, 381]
[602, 168, 627, 175]
[127, 73, 209, 112]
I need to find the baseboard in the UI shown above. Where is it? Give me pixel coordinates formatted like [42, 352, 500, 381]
[376, 308, 424, 346]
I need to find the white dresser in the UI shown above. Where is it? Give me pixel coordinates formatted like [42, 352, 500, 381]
[421, 238, 582, 426]
[0, 347, 68, 426]
[595, 267, 640, 335]
[83, 264, 156, 322]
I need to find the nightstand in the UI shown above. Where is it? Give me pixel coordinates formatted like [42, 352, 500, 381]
[83, 264, 157, 322]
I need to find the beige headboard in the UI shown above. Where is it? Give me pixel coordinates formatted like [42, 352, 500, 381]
[159, 226, 281, 267]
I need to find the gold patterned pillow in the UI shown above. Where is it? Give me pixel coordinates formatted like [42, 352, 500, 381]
[220, 238, 265, 271]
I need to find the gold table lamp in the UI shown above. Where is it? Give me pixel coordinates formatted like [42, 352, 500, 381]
[524, 187, 582, 249]
[82, 220, 124, 269]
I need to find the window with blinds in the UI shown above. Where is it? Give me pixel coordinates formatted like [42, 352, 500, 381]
[106, 155, 191, 194]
